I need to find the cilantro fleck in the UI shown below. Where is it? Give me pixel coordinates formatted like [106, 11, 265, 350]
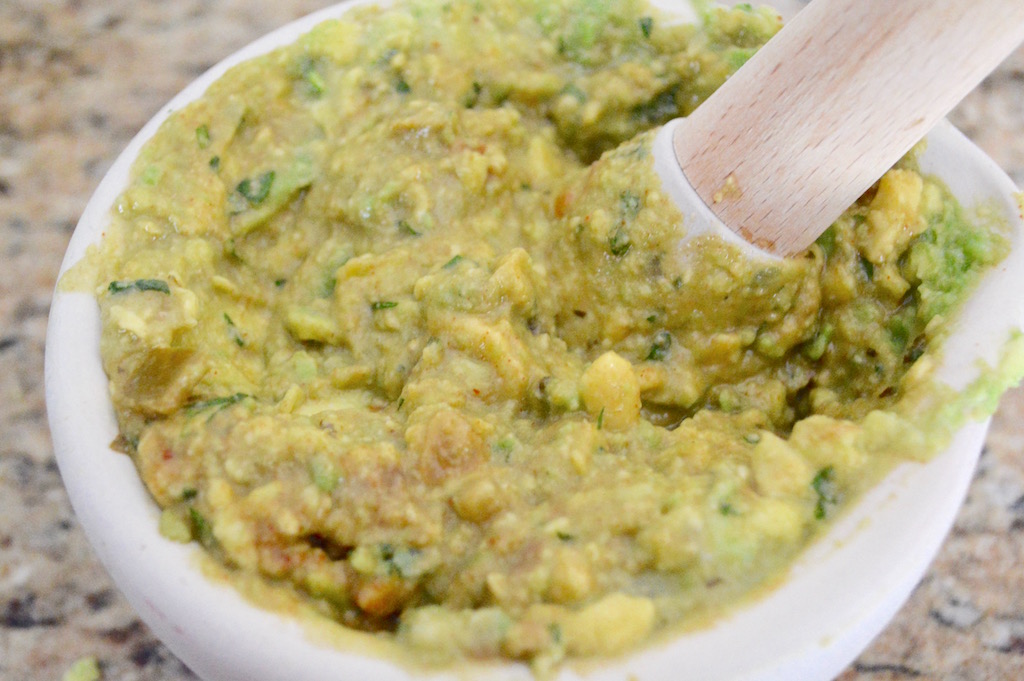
[608, 191, 642, 257]
[597, 407, 605, 430]
[236, 170, 275, 206]
[140, 165, 161, 186]
[274, 278, 287, 288]
[609, 226, 632, 256]
[108, 279, 170, 295]
[299, 57, 326, 96]
[195, 124, 211, 149]
[812, 465, 838, 520]
[492, 436, 515, 455]
[463, 81, 483, 108]
[719, 501, 739, 516]
[371, 301, 398, 310]
[224, 313, 244, 347]
[398, 219, 420, 236]
[395, 77, 411, 94]
[189, 507, 215, 548]
[181, 488, 198, 501]
[639, 16, 654, 38]
[209, 155, 221, 171]
[620, 190, 642, 217]
[646, 330, 672, 361]
[443, 254, 465, 269]
[186, 393, 249, 416]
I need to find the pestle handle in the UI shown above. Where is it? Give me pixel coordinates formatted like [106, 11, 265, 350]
[673, 0, 1024, 257]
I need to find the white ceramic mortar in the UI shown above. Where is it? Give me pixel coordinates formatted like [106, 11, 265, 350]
[45, 2, 1024, 680]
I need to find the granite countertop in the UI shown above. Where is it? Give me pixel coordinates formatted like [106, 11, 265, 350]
[2, 2, 1023, 679]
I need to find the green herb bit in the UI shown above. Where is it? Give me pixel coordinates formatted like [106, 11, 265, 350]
[225, 239, 243, 262]
[224, 313, 245, 347]
[609, 226, 632, 256]
[596, 407, 605, 430]
[812, 465, 838, 520]
[743, 432, 761, 444]
[620, 190, 642, 218]
[395, 77, 411, 94]
[371, 301, 399, 310]
[493, 436, 515, 454]
[301, 57, 326, 96]
[646, 330, 672, 361]
[209, 156, 221, 171]
[181, 487, 198, 501]
[463, 81, 483, 108]
[639, 16, 654, 38]
[556, 530, 575, 542]
[719, 501, 739, 516]
[236, 170, 275, 206]
[189, 507, 216, 548]
[443, 254, 465, 269]
[108, 278, 171, 295]
[140, 165, 161, 186]
[397, 219, 420, 236]
[186, 392, 249, 416]
[195, 124, 211, 149]
[321, 274, 337, 298]
[274, 278, 287, 288]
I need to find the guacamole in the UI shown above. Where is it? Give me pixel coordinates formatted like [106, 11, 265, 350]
[85, 0, 1008, 671]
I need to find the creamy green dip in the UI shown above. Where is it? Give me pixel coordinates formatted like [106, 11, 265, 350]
[82, 0, 1010, 671]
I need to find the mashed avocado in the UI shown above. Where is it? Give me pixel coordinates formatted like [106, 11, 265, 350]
[84, 0, 1008, 671]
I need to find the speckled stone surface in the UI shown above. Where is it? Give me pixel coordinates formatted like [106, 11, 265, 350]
[1, 2, 1023, 680]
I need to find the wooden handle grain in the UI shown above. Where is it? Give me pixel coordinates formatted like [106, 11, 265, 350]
[674, 0, 1024, 256]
